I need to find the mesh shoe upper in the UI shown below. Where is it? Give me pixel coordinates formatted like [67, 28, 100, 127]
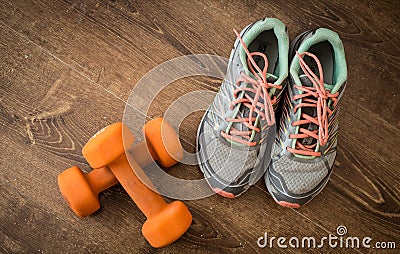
[197, 18, 289, 195]
[267, 28, 347, 203]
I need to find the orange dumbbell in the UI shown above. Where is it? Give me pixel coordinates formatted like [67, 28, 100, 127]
[59, 118, 192, 247]
[58, 165, 118, 217]
[58, 118, 183, 218]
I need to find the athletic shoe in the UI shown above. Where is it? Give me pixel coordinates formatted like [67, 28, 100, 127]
[265, 28, 347, 207]
[197, 18, 289, 197]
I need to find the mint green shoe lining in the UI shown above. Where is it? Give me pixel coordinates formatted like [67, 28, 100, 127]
[225, 18, 289, 147]
[289, 28, 347, 159]
[239, 18, 289, 88]
[290, 28, 347, 94]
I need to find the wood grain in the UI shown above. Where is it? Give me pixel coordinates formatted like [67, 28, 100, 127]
[0, 0, 399, 253]
[0, 23, 332, 253]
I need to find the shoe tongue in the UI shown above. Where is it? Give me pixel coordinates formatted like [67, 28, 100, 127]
[267, 75, 278, 84]
[299, 75, 334, 91]
[226, 75, 277, 145]
[298, 75, 319, 147]
[240, 38, 279, 84]
[299, 75, 314, 88]
[227, 37, 279, 145]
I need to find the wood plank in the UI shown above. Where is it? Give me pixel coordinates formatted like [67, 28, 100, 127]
[0, 25, 148, 252]
[3, 2, 399, 137]
[0, 0, 399, 252]
[134, 0, 400, 125]
[0, 24, 334, 253]
[101, 0, 400, 247]
[0, 0, 198, 100]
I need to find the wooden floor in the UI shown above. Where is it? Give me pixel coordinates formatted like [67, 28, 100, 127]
[1, 0, 399, 253]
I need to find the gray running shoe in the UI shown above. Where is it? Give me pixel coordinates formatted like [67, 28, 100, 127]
[265, 28, 347, 207]
[197, 18, 289, 197]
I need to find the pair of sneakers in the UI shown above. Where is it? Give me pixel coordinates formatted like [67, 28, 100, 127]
[196, 18, 347, 208]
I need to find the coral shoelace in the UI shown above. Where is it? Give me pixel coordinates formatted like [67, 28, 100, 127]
[220, 29, 282, 146]
[287, 52, 339, 157]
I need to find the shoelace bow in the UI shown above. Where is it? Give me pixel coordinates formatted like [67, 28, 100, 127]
[220, 29, 282, 146]
[287, 51, 339, 157]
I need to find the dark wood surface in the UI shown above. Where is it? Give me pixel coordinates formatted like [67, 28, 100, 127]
[1, 0, 399, 253]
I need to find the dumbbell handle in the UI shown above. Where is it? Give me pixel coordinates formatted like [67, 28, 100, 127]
[128, 141, 153, 168]
[108, 153, 168, 219]
[84, 140, 154, 195]
[85, 167, 118, 194]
